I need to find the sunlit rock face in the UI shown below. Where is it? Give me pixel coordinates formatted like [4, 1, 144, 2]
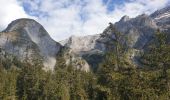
[60, 34, 103, 55]
[0, 18, 62, 70]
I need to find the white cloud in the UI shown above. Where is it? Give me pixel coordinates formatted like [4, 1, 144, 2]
[0, 0, 169, 41]
[0, 0, 35, 30]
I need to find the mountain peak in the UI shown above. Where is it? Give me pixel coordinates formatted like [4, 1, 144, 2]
[0, 18, 62, 70]
[4, 18, 40, 32]
[120, 15, 130, 22]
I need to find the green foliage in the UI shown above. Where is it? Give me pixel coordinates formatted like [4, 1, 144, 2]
[0, 67, 18, 100]
[141, 31, 170, 70]
[17, 64, 46, 100]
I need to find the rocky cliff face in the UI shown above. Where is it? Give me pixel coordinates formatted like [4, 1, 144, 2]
[62, 5, 170, 50]
[61, 6, 170, 68]
[0, 18, 90, 71]
[0, 18, 62, 70]
[61, 14, 159, 54]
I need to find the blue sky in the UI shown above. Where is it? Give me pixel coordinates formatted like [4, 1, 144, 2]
[103, 0, 126, 11]
[0, 0, 169, 41]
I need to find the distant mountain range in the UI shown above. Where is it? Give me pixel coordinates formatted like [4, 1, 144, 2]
[0, 6, 170, 71]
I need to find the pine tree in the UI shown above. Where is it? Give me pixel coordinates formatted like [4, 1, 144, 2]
[16, 63, 45, 100]
[142, 31, 170, 77]
[141, 30, 170, 98]
[96, 23, 134, 99]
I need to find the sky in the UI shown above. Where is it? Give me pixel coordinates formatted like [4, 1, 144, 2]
[0, 0, 169, 41]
